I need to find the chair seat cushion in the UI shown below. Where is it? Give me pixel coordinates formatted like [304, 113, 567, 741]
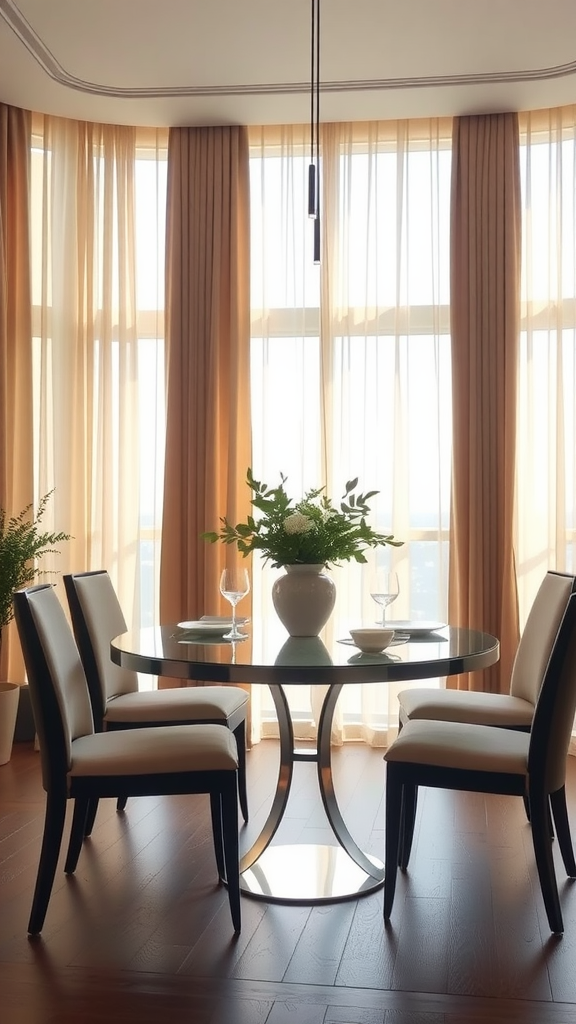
[385, 718, 530, 774]
[397, 686, 534, 728]
[69, 722, 238, 776]
[104, 684, 248, 724]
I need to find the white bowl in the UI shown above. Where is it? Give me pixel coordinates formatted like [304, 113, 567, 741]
[349, 627, 395, 653]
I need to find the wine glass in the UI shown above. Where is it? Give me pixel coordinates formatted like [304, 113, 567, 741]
[370, 570, 399, 626]
[220, 567, 250, 640]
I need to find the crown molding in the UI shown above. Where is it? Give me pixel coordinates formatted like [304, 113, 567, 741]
[2, 0, 576, 102]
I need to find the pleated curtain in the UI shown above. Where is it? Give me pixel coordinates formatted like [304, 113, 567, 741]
[160, 126, 252, 638]
[0, 104, 33, 682]
[449, 113, 521, 693]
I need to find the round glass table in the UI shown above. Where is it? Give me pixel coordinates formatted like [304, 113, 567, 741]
[111, 625, 500, 904]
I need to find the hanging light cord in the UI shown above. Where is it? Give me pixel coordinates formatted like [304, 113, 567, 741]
[308, 0, 321, 262]
[315, 0, 320, 179]
[308, 0, 316, 217]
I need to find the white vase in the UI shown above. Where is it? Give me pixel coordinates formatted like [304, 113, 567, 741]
[271, 564, 336, 637]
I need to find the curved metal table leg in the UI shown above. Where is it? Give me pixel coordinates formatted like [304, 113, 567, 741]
[239, 681, 384, 903]
[317, 682, 384, 884]
[239, 684, 294, 875]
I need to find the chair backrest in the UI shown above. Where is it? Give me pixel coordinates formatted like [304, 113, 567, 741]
[509, 571, 576, 705]
[529, 592, 576, 794]
[64, 571, 138, 728]
[13, 585, 95, 791]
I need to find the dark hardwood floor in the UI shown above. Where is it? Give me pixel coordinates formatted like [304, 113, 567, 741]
[3, 731, 576, 1023]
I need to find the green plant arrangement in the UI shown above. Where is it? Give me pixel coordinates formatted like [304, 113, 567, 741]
[0, 491, 71, 633]
[203, 468, 403, 569]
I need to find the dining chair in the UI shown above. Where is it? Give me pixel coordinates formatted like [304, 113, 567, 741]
[397, 570, 576, 731]
[64, 570, 249, 825]
[13, 584, 241, 935]
[383, 592, 576, 934]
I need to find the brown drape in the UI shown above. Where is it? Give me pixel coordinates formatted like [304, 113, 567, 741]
[449, 113, 521, 693]
[0, 104, 33, 683]
[160, 126, 252, 629]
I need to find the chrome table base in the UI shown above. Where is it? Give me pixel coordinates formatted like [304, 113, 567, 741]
[239, 682, 384, 903]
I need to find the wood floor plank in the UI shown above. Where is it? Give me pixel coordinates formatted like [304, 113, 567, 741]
[283, 902, 357, 985]
[178, 891, 269, 979]
[230, 902, 313, 982]
[335, 889, 395, 990]
[446, 873, 498, 998]
[389, 896, 451, 995]
[264, 994, 328, 1023]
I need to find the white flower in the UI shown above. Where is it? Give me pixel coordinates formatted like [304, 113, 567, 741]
[283, 511, 315, 535]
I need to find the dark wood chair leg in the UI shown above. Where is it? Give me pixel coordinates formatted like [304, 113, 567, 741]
[209, 790, 226, 881]
[529, 783, 563, 934]
[384, 765, 403, 920]
[221, 778, 241, 932]
[83, 797, 99, 837]
[234, 721, 249, 823]
[398, 782, 418, 870]
[550, 786, 576, 876]
[116, 795, 128, 811]
[523, 791, 555, 838]
[65, 797, 90, 873]
[28, 792, 67, 936]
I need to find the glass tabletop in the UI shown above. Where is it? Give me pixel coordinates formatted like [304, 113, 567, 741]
[111, 623, 500, 685]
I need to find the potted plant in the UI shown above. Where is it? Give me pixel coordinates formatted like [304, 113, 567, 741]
[204, 468, 403, 637]
[0, 491, 71, 763]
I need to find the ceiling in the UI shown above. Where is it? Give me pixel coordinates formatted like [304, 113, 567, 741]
[1, 0, 576, 128]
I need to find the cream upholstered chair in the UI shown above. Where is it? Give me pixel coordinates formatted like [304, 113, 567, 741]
[384, 593, 576, 934]
[397, 571, 576, 731]
[13, 584, 241, 935]
[64, 570, 249, 824]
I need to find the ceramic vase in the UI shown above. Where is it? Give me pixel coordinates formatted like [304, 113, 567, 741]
[271, 564, 336, 637]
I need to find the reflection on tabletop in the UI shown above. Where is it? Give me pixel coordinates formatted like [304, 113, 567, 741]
[275, 636, 332, 666]
[400, 631, 448, 643]
[347, 651, 401, 665]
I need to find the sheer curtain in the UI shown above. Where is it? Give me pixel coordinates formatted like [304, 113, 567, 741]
[30, 116, 168, 638]
[517, 106, 576, 749]
[517, 109, 576, 614]
[248, 119, 452, 745]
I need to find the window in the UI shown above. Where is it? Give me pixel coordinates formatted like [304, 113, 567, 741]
[248, 120, 452, 741]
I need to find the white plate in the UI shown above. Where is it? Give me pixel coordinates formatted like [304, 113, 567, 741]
[384, 620, 446, 636]
[198, 615, 250, 625]
[176, 617, 249, 635]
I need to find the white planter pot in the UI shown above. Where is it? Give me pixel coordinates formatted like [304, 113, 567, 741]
[0, 682, 20, 765]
